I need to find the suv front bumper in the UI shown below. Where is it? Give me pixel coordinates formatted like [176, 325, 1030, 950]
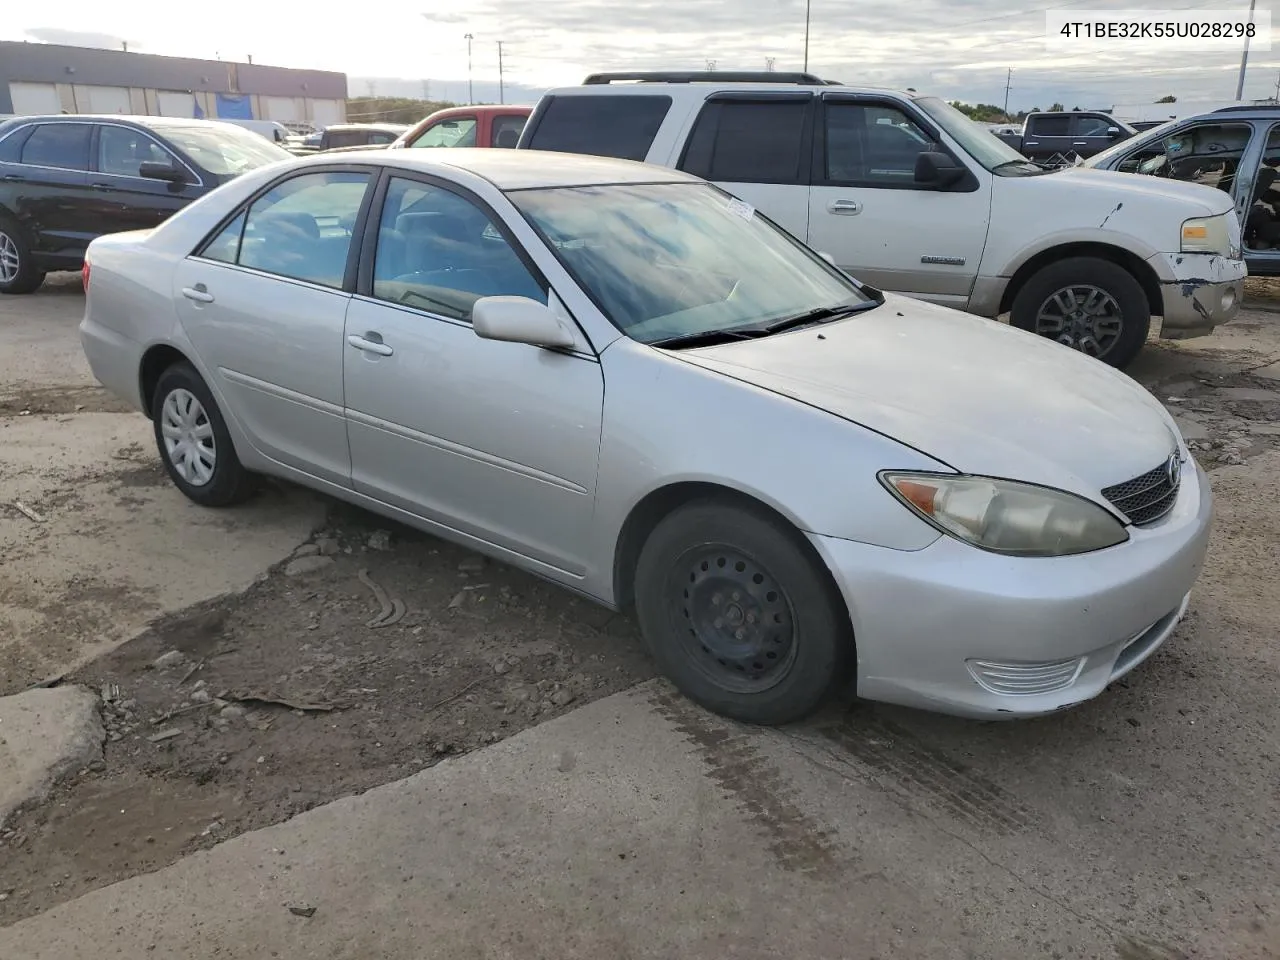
[1149, 251, 1246, 339]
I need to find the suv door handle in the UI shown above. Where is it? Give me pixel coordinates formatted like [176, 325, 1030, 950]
[827, 199, 862, 215]
[1072, 141, 1089, 146]
[1, 174, 25, 182]
[181, 285, 215, 303]
[347, 334, 393, 356]
[91, 182, 112, 190]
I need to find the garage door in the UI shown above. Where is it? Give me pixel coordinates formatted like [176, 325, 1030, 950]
[157, 90, 197, 118]
[262, 96, 300, 123]
[310, 99, 344, 126]
[9, 82, 60, 116]
[75, 84, 131, 114]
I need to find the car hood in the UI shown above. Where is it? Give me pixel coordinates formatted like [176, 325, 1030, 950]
[673, 295, 1180, 502]
[1040, 165, 1234, 217]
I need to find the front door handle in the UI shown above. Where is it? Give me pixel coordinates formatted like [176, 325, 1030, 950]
[1, 174, 25, 182]
[91, 182, 112, 190]
[1072, 141, 1089, 146]
[181, 285, 214, 303]
[827, 198, 862, 215]
[347, 334, 393, 356]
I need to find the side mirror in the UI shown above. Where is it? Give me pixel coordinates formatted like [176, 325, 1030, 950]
[472, 296, 576, 349]
[138, 160, 187, 184]
[1106, 126, 1122, 138]
[914, 150, 966, 189]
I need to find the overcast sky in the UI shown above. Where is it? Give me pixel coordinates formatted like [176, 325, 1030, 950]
[3, 0, 1277, 110]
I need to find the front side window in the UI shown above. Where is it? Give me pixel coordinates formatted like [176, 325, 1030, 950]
[510, 181, 874, 344]
[913, 96, 1033, 174]
[98, 126, 170, 177]
[21, 123, 92, 170]
[411, 118, 477, 148]
[824, 102, 934, 186]
[372, 176, 545, 321]
[1108, 122, 1253, 196]
[492, 114, 527, 148]
[1075, 116, 1112, 138]
[525, 95, 671, 161]
[680, 99, 809, 184]
[201, 171, 370, 288]
[163, 123, 290, 176]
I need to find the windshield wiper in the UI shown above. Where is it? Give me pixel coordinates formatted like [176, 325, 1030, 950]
[757, 302, 876, 334]
[647, 328, 764, 349]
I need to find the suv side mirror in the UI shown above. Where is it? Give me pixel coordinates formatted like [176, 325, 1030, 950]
[472, 296, 576, 349]
[1106, 126, 1122, 138]
[138, 160, 187, 184]
[914, 150, 966, 189]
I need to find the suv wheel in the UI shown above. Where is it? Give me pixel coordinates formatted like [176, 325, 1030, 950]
[0, 216, 46, 295]
[1010, 256, 1150, 368]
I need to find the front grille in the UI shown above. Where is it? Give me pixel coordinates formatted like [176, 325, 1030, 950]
[1102, 458, 1181, 526]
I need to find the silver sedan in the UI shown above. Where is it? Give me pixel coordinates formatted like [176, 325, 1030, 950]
[79, 149, 1213, 725]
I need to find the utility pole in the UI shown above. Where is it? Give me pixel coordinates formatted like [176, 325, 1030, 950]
[497, 41, 505, 105]
[1274, 70, 1280, 102]
[803, 0, 811, 72]
[1236, 0, 1257, 100]
[765, 57, 776, 72]
[706, 59, 717, 71]
[421, 79, 430, 100]
[1003, 68, 1012, 114]
[464, 33, 474, 105]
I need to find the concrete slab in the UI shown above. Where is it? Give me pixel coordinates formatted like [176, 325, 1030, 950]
[0, 686, 102, 829]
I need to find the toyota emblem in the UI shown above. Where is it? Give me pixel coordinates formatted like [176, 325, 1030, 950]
[1166, 453, 1181, 487]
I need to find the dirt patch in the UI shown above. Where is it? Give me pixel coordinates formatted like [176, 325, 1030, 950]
[0, 385, 137, 418]
[0, 505, 656, 923]
[1245, 276, 1280, 312]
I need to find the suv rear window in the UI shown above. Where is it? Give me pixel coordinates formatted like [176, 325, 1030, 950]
[680, 99, 809, 184]
[524, 95, 671, 161]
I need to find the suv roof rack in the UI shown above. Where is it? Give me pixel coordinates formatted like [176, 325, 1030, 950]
[1214, 103, 1280, 113]
[582, 70, 841, 86]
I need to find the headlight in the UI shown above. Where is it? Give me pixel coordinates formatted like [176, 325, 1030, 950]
[879, 472, 1129, 557]
[1181, 215, 1232, 255]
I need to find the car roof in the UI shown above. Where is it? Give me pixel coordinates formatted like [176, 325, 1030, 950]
[541, 71, 907, 101]
[0, 114, 237, 128]
[326, 122, 410, 132]
[299, 146, 701, 190]
[427, 104, 533, 118]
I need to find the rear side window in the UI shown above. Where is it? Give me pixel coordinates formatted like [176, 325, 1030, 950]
[1028, 115, 1071, 137]
[679, 100, 809, 184]
[0, 125, 34, 163]
[525, 95, 671, 161]
[20, 123, 92, 170]
[492, 114, 527, 148]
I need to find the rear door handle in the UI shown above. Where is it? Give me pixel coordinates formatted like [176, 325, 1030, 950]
[347, 334, 393, 356]
[827, 199, 862, 215]
[181, 286, 214, 303]
[1, 174, 25, 182]
[91, 182, 112, 190]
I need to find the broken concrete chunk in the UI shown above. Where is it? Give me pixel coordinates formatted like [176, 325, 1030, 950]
[152, 651, 186, 670]
[0, 686, 104, 829]
[284, 555, 334, 577]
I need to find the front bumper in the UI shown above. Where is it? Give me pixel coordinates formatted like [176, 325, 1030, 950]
[809, 458, 1214, 720]
[1149, 251, 1246, 339]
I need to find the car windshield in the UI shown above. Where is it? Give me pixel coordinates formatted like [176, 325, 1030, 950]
[508, 181, 876, 344]
[912, 96, 1045, 176]
[161, 123, 293, 176]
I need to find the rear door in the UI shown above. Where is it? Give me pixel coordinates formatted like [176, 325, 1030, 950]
[675, 92, 814, 240]
[6, 121, 95, 262]
[88, 123, 204, 234]
[1021, 114, 1075, 162]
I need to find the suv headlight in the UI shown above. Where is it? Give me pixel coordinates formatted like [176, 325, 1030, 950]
[1181, 214, 1232, 256]
[879, 472, 1129, 557]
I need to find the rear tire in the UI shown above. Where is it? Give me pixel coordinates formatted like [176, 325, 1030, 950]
[0, 215, 46, 295]
[150, 362, 256, 507]
[1010, 256, 1150, 369]
[633, 499, 853, 725]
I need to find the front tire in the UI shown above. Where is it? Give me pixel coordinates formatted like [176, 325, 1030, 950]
[1010, 256, 1150, 369]
[150, 362, 255, 507]
[633, 500, 853, 725]
[0, 216, 46, 295]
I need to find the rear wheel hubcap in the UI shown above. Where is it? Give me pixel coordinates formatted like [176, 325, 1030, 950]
[161, 388, 217, 486]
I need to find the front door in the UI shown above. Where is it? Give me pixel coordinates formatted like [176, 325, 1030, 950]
[805, 96, 991, 307]
[89, 123, 203, 233]
[173, 168, 373, 486]
[342, 174, 604, 574]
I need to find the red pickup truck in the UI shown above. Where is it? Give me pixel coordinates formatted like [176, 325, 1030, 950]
[390, 104, 532, 150]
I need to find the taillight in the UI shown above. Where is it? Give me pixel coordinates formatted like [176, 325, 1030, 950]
[82, 260, 90, 291]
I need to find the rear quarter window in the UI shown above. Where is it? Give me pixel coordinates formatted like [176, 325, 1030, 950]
[524, 95, 671, 161]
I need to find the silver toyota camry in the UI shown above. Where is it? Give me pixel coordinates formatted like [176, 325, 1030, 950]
[79, 148, 1213, 726]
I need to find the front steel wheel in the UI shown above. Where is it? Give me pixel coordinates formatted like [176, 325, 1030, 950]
[633, 500, 852, 725]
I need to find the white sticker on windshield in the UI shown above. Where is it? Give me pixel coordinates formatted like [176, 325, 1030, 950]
[726, 197, 755, 221]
